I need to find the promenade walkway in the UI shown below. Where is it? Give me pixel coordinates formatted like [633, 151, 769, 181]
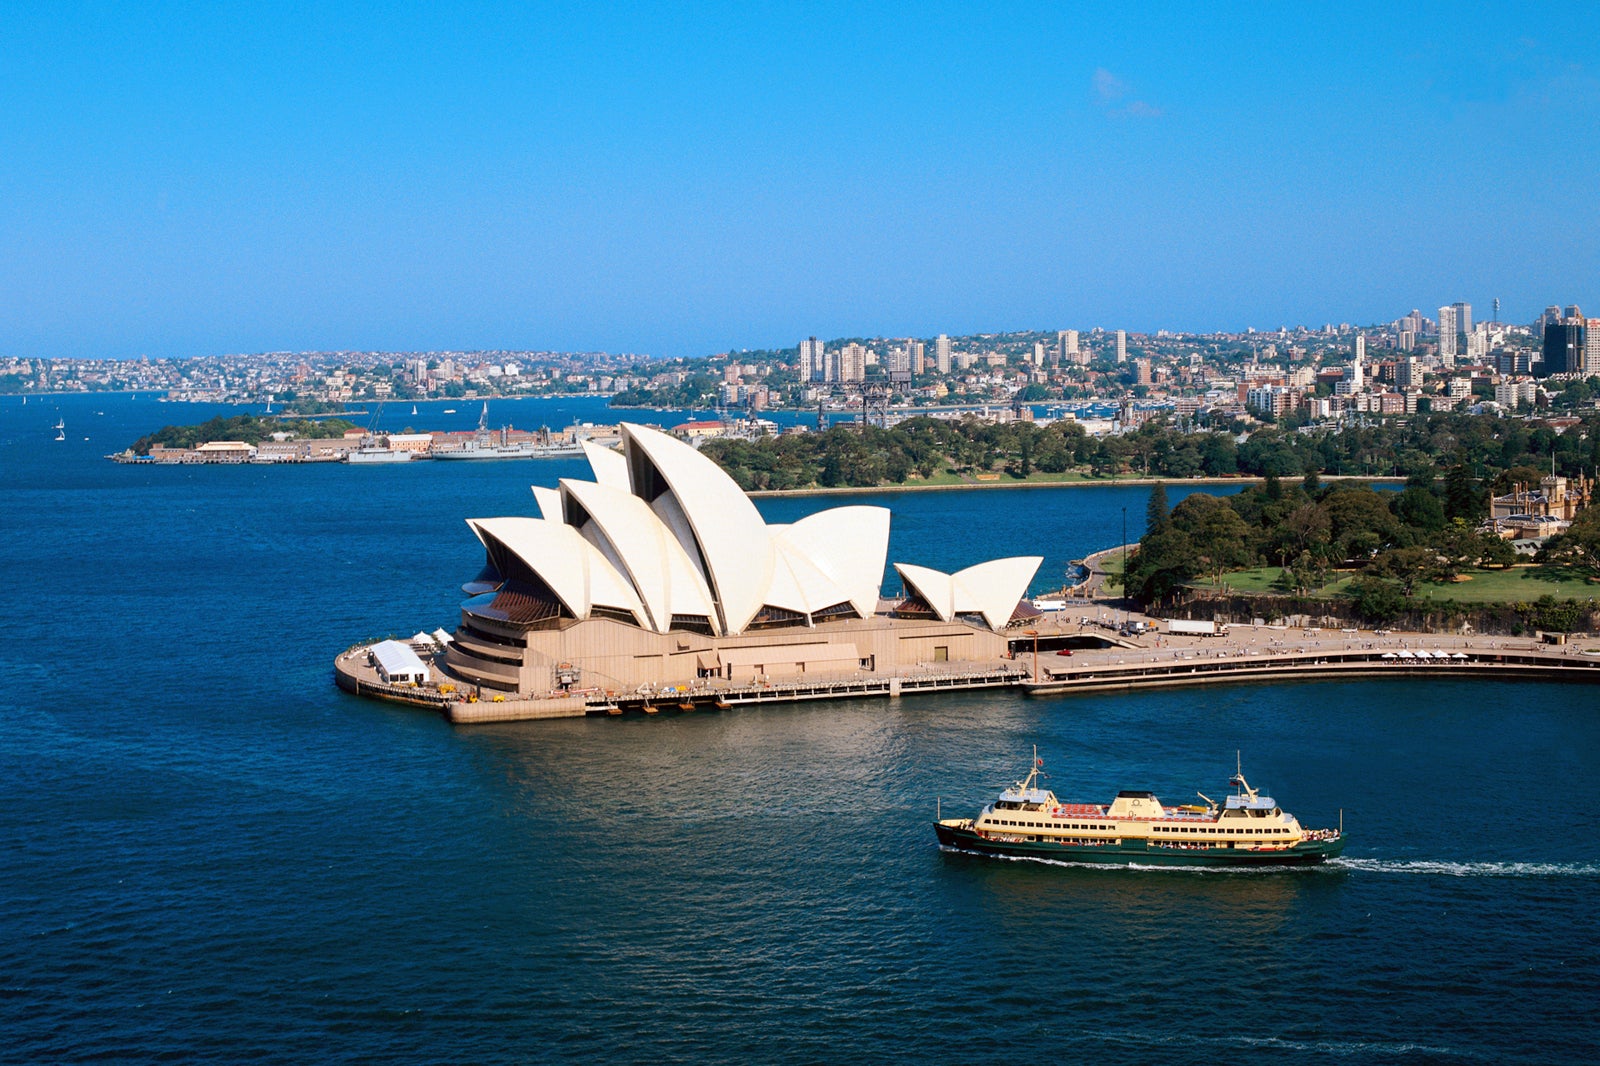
[1018, 624, 1600, 696]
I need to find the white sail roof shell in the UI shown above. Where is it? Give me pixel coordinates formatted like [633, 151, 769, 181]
[560, 477, 720, 634]
[894, 556, 1042, 631]
[772, 505, 890, 620]
[462, 424, 1037, 638]
[621, 423, 774, 634]
[530, 485, 563, 522]
[582, 440, 630, 491]
[467, 516, 646, 627]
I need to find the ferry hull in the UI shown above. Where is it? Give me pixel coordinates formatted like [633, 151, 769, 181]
[934, 822, 1343, 867]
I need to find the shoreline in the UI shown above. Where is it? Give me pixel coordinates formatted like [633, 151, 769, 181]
[747, 474, 1404, 498]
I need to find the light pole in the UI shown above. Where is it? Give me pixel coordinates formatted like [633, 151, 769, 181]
[1026, 629, 1039, 683]
[1121, 505, 1128, 629]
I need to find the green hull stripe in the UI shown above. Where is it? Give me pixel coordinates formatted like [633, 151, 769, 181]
[934, 825, 1344, 866]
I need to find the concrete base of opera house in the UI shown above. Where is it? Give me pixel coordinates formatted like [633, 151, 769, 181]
[336, 611, 1600, 724]
[440, 611, 1022, 697]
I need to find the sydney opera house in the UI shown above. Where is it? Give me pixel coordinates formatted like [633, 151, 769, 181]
[443, 423, 1042, 695]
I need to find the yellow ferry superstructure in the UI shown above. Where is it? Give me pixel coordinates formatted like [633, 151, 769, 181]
[934, 755, 1344, 867]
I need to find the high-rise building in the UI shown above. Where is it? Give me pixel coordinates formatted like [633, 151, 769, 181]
[1135, 359, 1152, 385]
[935, 334, 951, 374]
[799, 337, 826, 383]
[839, 343, 867, 383]
[1032, 341, 1047, 367]
[907, 339, 925, 376]
[1538, 306, 1563, 337]
[1587, 320, 1600, 375]
[1351, 334, 1365, 389]
[1058, 330, 1078, 363]
[1538, 312, 1584, 378]
[1453, 302, 1472, 337]
[1496, 349, 1533, 376]
[1115, 330, 1127, 363]
[1438, 305, 1459, 364]
[1466, 328, 1489, 362]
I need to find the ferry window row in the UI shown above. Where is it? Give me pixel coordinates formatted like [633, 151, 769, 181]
[989, 819, 1287, 837]
[1156, 827, 1286, 836]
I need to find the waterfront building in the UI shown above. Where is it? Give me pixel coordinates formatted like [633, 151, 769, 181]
[442, 423, 1040, 694]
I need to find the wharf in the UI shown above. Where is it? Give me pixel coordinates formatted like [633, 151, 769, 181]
[1022, 642, 1600, 696]
[577, 664, 1029, 719]
[335, 644, 1027, 723]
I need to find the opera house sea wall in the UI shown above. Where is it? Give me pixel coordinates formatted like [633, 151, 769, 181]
[442, 423, 1042, 696]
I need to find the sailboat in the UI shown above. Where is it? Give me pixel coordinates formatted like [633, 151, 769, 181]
[411, 404, 418, 416]
[54, 418, 65, 441]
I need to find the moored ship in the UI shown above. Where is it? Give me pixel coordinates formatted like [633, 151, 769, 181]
[430, 402, 586, 459]
[934, 753, 1343, 867]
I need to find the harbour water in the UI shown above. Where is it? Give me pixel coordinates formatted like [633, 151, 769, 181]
[3, 393, 1597, 1064]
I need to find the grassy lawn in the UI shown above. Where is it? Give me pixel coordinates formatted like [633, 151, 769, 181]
[1188, 564, 1600, 604]
[1186, 568, 1357, 596]
[903, 470, 972, 486]
[1428, 566, 1600, 603]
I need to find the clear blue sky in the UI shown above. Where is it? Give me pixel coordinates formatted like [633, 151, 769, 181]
[3, 2, 1596, 360]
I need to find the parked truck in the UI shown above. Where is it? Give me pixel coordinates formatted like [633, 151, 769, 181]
[1165, 619, 1224, 637]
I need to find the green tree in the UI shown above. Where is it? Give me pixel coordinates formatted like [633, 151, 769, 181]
[1371, 545, 1438, 596]
[1123, 528, 1198, 605]
[1349, 576, 1405, 623]
[1171, 494, 1253, 585]
[1146, 482, 1170, 535]
[1392, 486, 1446, 533]
[1443, 456, 1488, 523]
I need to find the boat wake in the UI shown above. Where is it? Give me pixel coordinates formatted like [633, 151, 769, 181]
[940, 846, 1600, 879]
[1329, 857, 1600, 878]
[937, 845, 1312, 874]
[1084, 1030, 1474, 1059]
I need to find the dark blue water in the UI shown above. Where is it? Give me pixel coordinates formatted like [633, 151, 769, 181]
[3, 394, 1597, 1065]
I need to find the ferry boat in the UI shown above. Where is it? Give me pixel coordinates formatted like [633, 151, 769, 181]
[934, 753, 1343, 867]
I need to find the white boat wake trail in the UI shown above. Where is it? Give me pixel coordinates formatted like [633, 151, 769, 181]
[1333, 857, 1600, 878]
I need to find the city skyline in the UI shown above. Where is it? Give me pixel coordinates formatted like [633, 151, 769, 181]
[3, 4, 1597, 362]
